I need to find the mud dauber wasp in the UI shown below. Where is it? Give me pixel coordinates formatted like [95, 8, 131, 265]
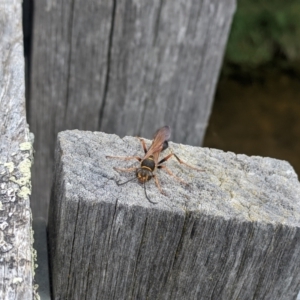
[106, 126, 203, 204]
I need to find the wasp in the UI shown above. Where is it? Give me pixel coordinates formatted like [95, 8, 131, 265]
[106, 126, 202, 204]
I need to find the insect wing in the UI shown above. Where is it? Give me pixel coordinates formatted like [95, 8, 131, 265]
[144, 126, 171, 161]
[153, 126, 171, 141]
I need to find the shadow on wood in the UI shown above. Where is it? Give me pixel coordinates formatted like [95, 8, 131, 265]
[48, 130, 300, 299]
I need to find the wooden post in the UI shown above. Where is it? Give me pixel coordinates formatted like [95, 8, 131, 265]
[49, 130, 300, 299]
[29, 0, 236, 218]
[0, 1, 37, 299]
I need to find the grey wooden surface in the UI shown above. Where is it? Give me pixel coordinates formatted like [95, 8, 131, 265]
[49, 130, 300, 300]
[0, 1, 36, 299]
[29, 0, 236, 218]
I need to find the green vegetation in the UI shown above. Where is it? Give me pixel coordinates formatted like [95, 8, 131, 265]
[225, 0, 300, 67]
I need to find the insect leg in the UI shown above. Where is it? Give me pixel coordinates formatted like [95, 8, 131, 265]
[106, 155, 142, 162]
[158, 165, 188, 185]
[157, 153, 174, 165]
[158, 152, 204, 171]
[152, 174, 167, 197]
[137, 138, 148, 154]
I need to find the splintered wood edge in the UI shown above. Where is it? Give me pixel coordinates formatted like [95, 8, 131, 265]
[0, 2, 37, 299]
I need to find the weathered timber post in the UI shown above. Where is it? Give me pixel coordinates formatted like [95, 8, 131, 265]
[0, 1, 37, 299]
[29, 0, 236, 218]
[48, 130, 300, 300]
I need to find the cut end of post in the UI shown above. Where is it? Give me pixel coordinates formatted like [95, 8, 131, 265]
[55, 129, 300, 226]
[48, 129, 300, 300]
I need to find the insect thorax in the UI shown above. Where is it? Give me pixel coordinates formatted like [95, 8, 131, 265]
[141, 156, 155, 171]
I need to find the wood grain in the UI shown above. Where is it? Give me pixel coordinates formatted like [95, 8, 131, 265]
[29, 0, 236, 218]
[0, 1, 36, 299]
[49, 130, 300, 299]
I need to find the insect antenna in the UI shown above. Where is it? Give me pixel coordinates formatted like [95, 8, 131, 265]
[117, 177, 137, 186]
[144, 183, 158, 205]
